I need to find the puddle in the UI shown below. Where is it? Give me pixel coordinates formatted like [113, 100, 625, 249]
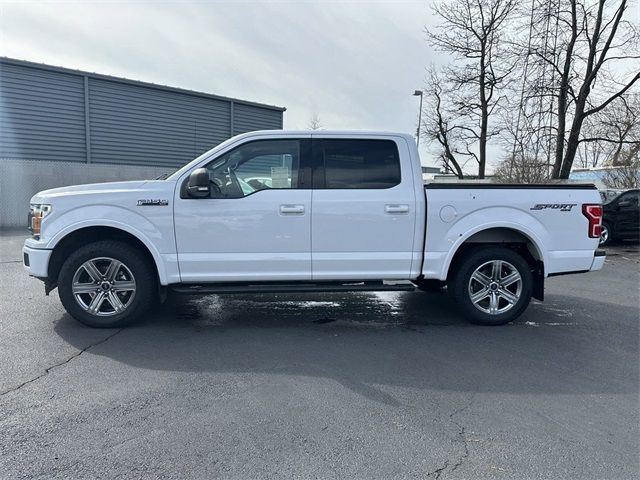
[312, 318, 337, 324]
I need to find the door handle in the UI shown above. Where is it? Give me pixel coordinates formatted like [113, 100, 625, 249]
[280, 204, 305, 215]
[385, 204, 409, 214]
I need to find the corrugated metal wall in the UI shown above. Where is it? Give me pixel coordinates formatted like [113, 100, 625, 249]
[0, 62, 87, 163]
[233, 102, 283, 134]
[87, 78, 233, 167]
[0, 58, 285, 168]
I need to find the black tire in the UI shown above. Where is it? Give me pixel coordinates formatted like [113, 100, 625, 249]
[413, 278, 444, 292]
[58, 240, 157, 328]
[599, 221, 613, 246]
[449, 246, 533, 326]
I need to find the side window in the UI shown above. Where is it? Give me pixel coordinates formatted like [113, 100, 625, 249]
[321, 139, 401, 189]
[205, 140, 300, 198]
[618, 192, 639, 205]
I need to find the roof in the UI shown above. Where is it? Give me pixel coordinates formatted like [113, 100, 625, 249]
[0, 56, 286, 112]
[235, 129, 414, 137]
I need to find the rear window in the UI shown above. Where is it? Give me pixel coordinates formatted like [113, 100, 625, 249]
[321, 139, 401, 189]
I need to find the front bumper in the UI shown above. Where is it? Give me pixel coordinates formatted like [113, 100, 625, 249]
[22, 244, 52, 278]
[590, 249, 606, 271]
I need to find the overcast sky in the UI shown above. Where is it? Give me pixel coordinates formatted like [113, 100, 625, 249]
[0, 0, 446, 165]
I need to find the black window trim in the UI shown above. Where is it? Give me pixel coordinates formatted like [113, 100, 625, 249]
[311, 138, 402, 190]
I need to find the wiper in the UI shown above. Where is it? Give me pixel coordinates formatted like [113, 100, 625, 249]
[155, 173, 170, 180]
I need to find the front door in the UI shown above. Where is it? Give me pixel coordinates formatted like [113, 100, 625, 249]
[174, 137, 312, 282]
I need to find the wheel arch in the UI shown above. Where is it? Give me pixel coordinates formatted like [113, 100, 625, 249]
[48, 225, 165, 287]
[444, 226, 546, 301]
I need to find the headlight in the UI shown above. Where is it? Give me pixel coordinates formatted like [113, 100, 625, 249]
[28, 204, 52, 237]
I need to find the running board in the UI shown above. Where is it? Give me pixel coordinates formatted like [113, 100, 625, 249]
[170, 281, 416, 295]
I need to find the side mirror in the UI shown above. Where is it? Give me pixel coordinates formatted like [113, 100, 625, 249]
[187, 168, 210, 198]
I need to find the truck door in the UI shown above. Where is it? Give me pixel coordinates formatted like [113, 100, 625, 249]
[310, 137, 417, 280]
[174, 137, 312, 282]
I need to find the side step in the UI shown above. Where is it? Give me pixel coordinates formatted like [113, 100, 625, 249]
[170, 281, 416, 295]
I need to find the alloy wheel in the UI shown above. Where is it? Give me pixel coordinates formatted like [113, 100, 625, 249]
[600, 224, 609, 245]
[71, 257, 136, 316]
[468, 260, 523, 315]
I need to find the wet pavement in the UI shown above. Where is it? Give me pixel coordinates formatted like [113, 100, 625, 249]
[1, 230, 638, 479]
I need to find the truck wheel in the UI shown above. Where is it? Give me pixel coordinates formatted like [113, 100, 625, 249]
[599, 221, 612, 246]
[450, 247, 532, 326]
[58, 241, 156, 328]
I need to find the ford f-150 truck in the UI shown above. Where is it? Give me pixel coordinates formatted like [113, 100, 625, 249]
[23, 130, 605, 328]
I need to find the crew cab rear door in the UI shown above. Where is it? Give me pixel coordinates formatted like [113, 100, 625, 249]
[310, 135, 417, 280]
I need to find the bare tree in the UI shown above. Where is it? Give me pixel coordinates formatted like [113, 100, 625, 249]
[602, 161, 640, 189]
[307, 113, 323, 130]
[421, 69, 466, 179]
[493, 155, 552, 183]
[577, 94, 640, 168]
[599, 94, 640, 189]
[527, 0, 640, 179]
[426, 0, 518, 178]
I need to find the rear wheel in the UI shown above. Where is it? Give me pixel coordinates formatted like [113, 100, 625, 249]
[450, 247, 533, 326]
[58, 241, 156, 328]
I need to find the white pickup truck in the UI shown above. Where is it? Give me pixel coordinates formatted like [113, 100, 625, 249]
[23, 130, 605, 327]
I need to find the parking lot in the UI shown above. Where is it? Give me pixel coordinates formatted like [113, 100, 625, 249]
[1, 229, 638, 479]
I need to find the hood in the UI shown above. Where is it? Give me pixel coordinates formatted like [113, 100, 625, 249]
[29, 179, 177, 213]
[32, 181, 149, 202]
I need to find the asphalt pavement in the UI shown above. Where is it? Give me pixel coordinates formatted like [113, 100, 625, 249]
[1, 229, 638, 479]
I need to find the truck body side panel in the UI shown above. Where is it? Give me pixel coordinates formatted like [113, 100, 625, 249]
[423, 186, 601, 280]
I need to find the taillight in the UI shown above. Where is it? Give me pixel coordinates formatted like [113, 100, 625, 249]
[582, 204, 603, 238]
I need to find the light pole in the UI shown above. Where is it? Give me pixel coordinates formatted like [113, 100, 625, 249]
[413, 90, 423, 145]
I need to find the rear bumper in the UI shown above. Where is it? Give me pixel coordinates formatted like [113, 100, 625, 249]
[590, 249, 606, 271]
[546, 249, 605, 277]
[22, 245, 51, 278]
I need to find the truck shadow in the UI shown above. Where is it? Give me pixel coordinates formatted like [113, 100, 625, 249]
[53, 290, 639, 399]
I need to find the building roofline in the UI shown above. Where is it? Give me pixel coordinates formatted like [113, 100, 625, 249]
[0, 56, 286, 113]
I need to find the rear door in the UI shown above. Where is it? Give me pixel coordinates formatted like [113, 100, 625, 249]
[310, 136, 417, 280]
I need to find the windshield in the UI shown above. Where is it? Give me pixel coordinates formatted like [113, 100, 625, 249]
[166, 135, 245, 182]
[154, 172, 175, 180]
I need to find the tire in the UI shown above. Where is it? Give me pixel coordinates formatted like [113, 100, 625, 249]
[449, 247, 533, 326]
[58, 240, 157, 328]
[413, 279, 444, 292]
[599, 221, 613, 246]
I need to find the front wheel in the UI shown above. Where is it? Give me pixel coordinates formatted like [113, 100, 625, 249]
[58, 241, 157, 328]
[449, 247, 533, 326]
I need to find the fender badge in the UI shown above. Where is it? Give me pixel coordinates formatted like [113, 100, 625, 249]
[137, 199, 169, 206]
[530, 203, 576, 212]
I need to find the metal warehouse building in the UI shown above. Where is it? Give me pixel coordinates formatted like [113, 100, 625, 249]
[0, 57, 285, 226]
